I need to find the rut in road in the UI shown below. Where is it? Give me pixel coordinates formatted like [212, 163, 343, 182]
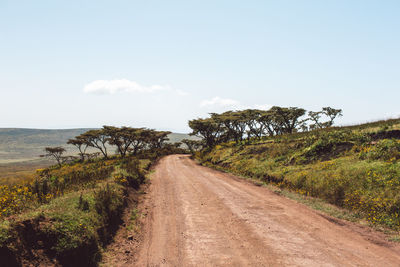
[135, 155, 400, 266]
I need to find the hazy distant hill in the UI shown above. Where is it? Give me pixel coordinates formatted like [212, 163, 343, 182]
[0, 128, 194, 164]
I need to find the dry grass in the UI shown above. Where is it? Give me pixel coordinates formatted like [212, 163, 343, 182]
[0, 160, 51, 185]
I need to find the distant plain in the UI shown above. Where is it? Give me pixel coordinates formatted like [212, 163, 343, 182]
[0, 128, 192, 184]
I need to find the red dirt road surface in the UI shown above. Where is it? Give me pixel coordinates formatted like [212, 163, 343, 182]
[134, 155, 400, 266]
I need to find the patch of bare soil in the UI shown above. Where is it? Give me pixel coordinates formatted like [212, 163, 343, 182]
[101, 184, 151, 267]
[371, 130, 400, 140]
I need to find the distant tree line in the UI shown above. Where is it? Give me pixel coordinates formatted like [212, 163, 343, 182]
[188, 106, 342, 148]
[42, 126, 183, 165]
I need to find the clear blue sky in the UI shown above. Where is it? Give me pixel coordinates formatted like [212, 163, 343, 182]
[1, 0, 399, 132]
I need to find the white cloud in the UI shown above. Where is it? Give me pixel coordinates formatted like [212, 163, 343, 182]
[83, 79, 188, 95]
[200, 97, 241, 107]
[384, 112, 400, 119]
[175, 89, 189, 96]
[200, 96, 271, 111]
[253, 104, 272, 110]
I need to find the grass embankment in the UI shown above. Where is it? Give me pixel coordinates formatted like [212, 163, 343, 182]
[198, 119, 400, 232]
[0, 156, 152, 266]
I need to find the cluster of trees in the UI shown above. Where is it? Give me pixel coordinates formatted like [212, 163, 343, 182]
[181, 138, 204, 154]
[188, 106, 342, 148]
[42, 126, 180, 165]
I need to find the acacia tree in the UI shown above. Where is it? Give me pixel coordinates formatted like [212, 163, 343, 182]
[210, 112, 233, 143]
[67, 136, 88, 161]
[129, 128, 149, 155]
[241, 109, 264, 140]
[308, 107, 343, 129]
[147, 130, 171, 149]
[181, 139, 203, 154]
[103, 126, 137, 157]
[188, 117, 224, 148]
[270, 106, 306, 134]
[161, 142, 184, 154]
[81, 129, 109, 158]
[322, 107, 343, 127]
[211, 111, 246, 143]
[258, 110, 276, 136]
[308, 111, 323, 130]
[41, 147, 66, 166]
[231, 112, 248, 142]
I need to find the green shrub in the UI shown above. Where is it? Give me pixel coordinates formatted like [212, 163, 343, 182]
[78, 194, 90, 211]
[299, 131, 354, 162]
[363, 139, 400, 162]
[120, 158, 146, 189]
[94, 183, 124, 225]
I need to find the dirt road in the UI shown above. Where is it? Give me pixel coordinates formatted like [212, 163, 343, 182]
[135, 155, 400, 266]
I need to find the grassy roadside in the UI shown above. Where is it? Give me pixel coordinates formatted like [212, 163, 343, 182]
[0, 181, 125, 266]
[0, 156, 150, 266]
[270, 183, 400, 242]
[200, 160, 400, 242]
